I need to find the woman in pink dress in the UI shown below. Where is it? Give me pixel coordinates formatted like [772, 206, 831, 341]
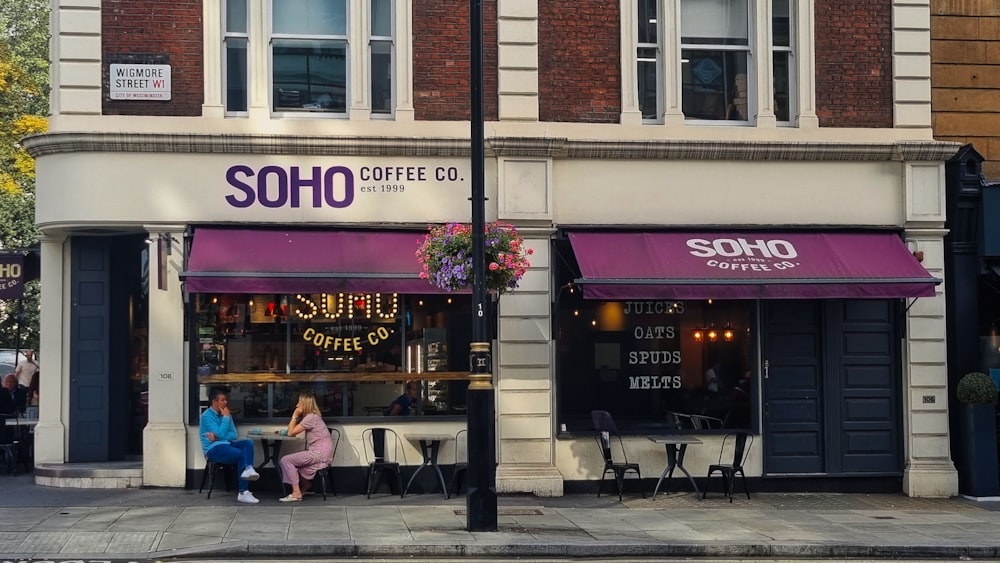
[278, 392, 334, 501]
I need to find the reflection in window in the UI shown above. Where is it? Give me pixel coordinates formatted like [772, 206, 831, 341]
[680, 0, 750, 121]
[272, 41, 347, 112]
[370, 0, 393, 115]
[224, 0, 248, 112]
[556, 295, 756, 433]
[192, 293, 471, 421]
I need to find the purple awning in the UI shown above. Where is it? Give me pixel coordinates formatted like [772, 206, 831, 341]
[568, 232, 940, 300]
[183, 228, 449, 294]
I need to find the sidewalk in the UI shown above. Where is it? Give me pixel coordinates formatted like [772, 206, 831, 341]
[2, 472, 1000, 560]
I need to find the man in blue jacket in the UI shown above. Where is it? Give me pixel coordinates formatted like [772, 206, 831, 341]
[200, 388, 260, 503]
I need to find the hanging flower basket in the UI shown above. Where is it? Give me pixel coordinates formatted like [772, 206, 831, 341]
[417, 222, 532, 294]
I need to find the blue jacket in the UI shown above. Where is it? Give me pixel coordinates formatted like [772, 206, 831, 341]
[199, 408, 238, 454]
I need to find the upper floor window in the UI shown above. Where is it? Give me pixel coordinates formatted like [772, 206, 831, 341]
[222, 0, 400, 118]
[635, 0, 798, 125]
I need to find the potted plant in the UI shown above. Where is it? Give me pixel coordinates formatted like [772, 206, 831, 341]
[956, 371, 999, 497]
[416, 222, 532, 294]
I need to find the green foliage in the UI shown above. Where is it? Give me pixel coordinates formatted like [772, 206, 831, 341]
[0, 0, 48, 351]
[956, 372, 998, 405]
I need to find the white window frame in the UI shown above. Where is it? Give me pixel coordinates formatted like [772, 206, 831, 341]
[205, 0, 414, 120]
[222, 0, 250, 116]
[622, 0, 816, 128]
[369, 0, 395, 119]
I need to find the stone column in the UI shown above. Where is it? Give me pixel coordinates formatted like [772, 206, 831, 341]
[34, 233, 68, 464]
[142, 226, 189, 487]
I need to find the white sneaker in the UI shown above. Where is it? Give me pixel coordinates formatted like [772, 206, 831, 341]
[237, 490, 259, 504]
[240, 466, 260, 481]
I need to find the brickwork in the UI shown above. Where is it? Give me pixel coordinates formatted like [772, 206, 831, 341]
[931, 2, 1000, 178]
[537, 0, 620, 123]
[413, 0, 498, 121]
[102, 0, 203, 116]
[814, 0, 893, 128]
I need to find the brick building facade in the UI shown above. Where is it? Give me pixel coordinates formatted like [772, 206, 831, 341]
[29, 1, 958, 498]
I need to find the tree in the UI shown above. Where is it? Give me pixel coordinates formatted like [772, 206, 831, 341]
[0, 0, 49, 351]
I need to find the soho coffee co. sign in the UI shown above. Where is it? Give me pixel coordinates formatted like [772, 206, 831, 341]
[0, 256, 26, 300]
[686, 237, 800, 272]
[222, 163, 469, 209]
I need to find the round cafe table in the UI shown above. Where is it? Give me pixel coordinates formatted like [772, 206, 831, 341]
[246, 431, 302, 490]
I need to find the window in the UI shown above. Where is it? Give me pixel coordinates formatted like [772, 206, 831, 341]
[224, 0, 249, 113]
[191, 292, 471, 422]
[680, 0, 750, 122]
[220, 0, 405, 118]
[556, 295, 757, 433]
[634, 0, 798, 125]
[554, 241, 757, 434]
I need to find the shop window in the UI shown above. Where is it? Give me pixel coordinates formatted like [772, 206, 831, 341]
[554, 240, 757, 434]
[190, 292, 471, 422]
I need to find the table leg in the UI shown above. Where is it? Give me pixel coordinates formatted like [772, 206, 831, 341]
[427, 441, 449, 499]
[651, 444, 678, 500]
[674, 444, 700, 496]
[404, 441, 431, 497]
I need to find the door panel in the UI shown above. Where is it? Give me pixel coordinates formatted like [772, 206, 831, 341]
[762, 300, 824, 474]
[832, 300, 901, 474]
[69, 239, 111, 462]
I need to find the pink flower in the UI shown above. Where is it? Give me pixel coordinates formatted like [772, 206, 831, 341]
[489, 262, 500, 271]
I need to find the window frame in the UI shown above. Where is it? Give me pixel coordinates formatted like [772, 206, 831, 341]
[629, 0, 809, 127]
[223, 0, 250, 116]
[369, 0, 395, 118]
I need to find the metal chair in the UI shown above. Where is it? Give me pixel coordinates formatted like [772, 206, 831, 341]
[590, 410, 642, 501]
[703, 432, 753, 502]
[313, 427, 341, 500]
[362, 427, 406, 498]
[448, 429, 468, 498]
[198, 459, 238, 499]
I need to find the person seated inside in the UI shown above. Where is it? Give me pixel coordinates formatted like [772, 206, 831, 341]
[0, 374, 26, 415]
[385, 381, 419, 416]
[200, 388, 261, 504]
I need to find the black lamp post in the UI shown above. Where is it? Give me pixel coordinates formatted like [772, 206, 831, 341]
[466, 0, 498, 532]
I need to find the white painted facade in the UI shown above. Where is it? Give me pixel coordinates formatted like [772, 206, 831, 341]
[29, 0, 957, 497]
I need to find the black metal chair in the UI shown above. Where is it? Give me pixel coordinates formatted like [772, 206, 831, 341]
[590, 410, 642, 501]
[449, 429, 468, 498]
[362, 427, 406, 498]
[199, 459, 238, 499]
[703, 432, 753, 502]
[313, 427, 341, 500]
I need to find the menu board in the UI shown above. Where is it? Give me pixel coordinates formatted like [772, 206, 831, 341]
[622, 300, 683, 390]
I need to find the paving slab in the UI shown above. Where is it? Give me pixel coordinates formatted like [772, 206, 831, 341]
[5, 472, 1000, 559]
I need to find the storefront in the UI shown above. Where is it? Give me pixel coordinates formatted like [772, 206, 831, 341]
[26, 134, 958, 497]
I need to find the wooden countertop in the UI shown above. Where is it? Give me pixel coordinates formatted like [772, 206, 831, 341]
[197, 371, 472, 384]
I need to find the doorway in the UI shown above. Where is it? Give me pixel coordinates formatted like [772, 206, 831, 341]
[761, 299, 903, 475]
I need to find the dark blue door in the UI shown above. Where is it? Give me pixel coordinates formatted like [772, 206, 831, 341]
[68, 238, 111, 462]
[763, 300, 902, 476]
[762, 300, 825, 474]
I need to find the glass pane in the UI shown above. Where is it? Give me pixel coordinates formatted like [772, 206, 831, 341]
[772, 0, 790, 47]
[681, 49, 749, 120]
[273, 0, 346, 35]
[371, 0, 392, 37]
[773, 51, 790, 121]
[371, 41, 392, 114]
[225, 38, 248, 112]
[554, 295, 756, 433]
[194, 293, 473, 421]
[226, 0, 248, 33]
[637, 49, 658, 120]
[272, 39, 347, 112]
[637, 0, 657, 45]
[681, 0, 748, 45]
